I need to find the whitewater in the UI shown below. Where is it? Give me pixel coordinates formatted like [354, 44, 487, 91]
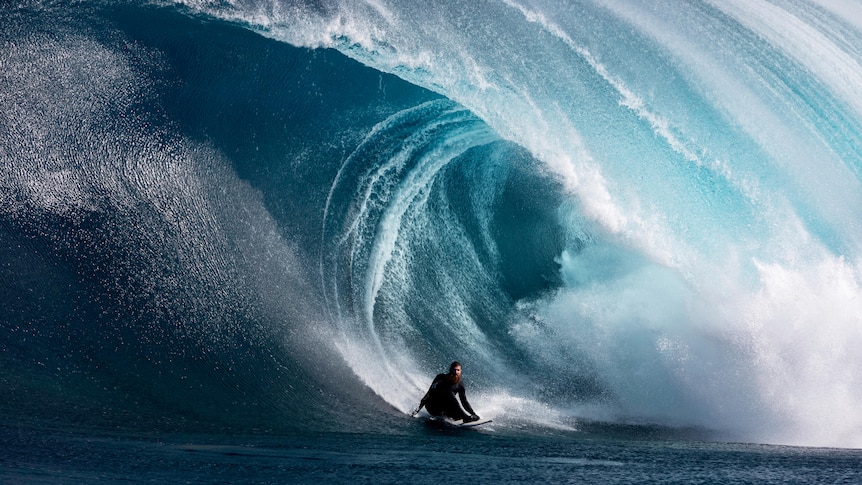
[3, 2, 862, 479]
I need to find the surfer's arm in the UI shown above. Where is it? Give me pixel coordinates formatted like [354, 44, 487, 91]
[457, 386, 477, 416]
[412, 393, 428, 416]
[412, 384, 434, 416]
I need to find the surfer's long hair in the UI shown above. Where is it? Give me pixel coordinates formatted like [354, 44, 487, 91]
[448, 361, 462, 385]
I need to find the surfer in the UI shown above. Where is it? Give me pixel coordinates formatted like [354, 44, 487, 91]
[412, 361, 481, 422]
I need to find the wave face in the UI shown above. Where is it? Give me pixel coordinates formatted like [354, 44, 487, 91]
[3, 0, 862, 447]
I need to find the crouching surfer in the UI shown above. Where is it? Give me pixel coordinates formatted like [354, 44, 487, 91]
[412, 361, 481, 423]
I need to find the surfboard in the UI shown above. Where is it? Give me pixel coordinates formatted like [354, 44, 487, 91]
[455, 417, 492, 428]
[427, 416, 493, 428]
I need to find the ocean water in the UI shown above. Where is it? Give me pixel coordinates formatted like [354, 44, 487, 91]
[3, 0, 862, 481]
[4, 425, 862, 484]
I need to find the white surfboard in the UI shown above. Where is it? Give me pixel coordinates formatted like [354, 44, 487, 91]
[454, 417, 492, 428]
[428, 416, 493, 428]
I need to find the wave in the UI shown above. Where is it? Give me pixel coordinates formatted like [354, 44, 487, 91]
[3, 0, 862, 448]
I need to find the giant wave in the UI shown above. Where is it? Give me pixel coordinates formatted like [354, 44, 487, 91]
[2, 0, 862, 448]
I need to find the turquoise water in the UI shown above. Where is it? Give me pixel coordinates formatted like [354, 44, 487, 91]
[3, 1, 862, 480]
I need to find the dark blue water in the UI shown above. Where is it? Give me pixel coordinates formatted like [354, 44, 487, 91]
[4, 0, 862, 481]
[4, 424, 862, 483]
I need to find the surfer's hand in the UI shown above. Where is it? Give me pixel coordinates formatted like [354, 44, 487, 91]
[411, 407, 420, 417]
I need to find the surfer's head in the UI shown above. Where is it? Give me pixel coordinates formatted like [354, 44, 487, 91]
[448, 361, 462, 383]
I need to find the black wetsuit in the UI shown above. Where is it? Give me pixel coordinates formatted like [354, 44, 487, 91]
[419, 373, 476, 421]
